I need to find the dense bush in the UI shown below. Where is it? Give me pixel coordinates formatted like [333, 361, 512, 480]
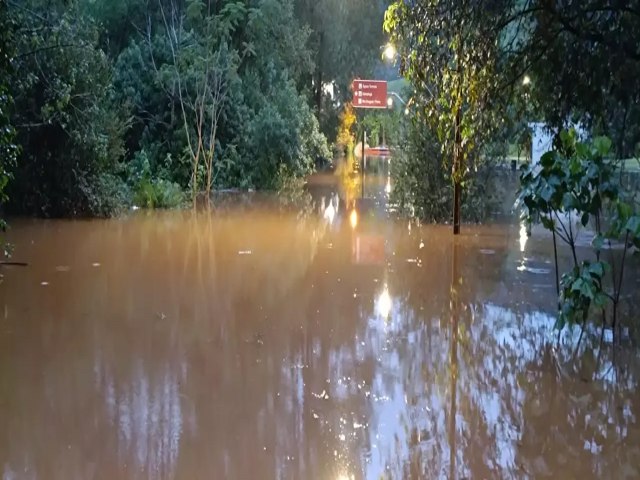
[7, 2, 127, 216]
[392, 120, 507, 223]
[4, 0, 337, 216]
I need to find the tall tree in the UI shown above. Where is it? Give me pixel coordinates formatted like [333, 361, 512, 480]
[385, 0, 506, 233]
[0, 0, 17, 232]
[7, 0, 127, 216]
[501, 0, 640, 157]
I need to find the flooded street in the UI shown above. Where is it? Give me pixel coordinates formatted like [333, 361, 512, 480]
[1, 159, 640, 479]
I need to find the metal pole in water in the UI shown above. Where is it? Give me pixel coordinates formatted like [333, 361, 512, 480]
[361, 119, 366, 199]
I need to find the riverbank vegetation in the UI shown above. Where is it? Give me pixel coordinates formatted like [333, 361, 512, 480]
[0, 0, 387, 217]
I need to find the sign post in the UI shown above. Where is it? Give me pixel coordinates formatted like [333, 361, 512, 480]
[352, 80, 388, 199]
[352, 80, 388, 109]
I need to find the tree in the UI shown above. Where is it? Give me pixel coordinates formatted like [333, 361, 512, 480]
[336, 102, 356, 154]
[495, 0, 640, 158]
[150, 0, 239, 204]
[385, 0, 507, 233]
[0, 0, 17, 229]
[7, 0, 128, 216]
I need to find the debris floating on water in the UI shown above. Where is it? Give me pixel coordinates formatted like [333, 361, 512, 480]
[238, 250, 252, 255]
[312, 390, 329, 400]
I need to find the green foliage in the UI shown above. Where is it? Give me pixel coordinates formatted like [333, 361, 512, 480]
[362, 109, 403, 148]
[124, 150, 183, 209]
[391, 119, 507, 222]
[4, 0, 330, 216]
[134, 178, 184, 209]
[0, 0, 17, 234]
[384, 0, 510, 227]
[8, 0, 127, 216]
[0, 0, 15, 259]
[82, 173, 131, 217]
[518, 130, 640, 337]
[558, 261, 608, 330]
[518, 130, 619, 228]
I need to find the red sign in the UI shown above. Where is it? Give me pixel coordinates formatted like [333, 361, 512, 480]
[352, 80, 388, 109]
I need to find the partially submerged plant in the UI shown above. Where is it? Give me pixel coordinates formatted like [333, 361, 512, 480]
[517, 129, 640, 349]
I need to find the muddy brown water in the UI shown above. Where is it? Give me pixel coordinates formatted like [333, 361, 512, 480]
[1, 163, 640, 479]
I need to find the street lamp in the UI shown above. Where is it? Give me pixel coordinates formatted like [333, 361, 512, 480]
[383, 43, 396, 61]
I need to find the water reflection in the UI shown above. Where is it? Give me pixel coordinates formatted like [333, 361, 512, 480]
[0, 166, 639, 479]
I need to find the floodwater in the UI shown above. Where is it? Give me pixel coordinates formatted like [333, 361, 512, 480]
[1, 158, 640, 479]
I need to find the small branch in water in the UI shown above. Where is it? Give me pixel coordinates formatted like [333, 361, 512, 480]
[573, 312, 587, 359]
[0, 261, 28, 266]
[552, 228, 560, 296]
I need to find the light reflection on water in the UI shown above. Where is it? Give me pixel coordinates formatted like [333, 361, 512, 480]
[0, 163, 638, 479]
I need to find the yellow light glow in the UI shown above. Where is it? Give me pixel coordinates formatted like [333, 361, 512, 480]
[349, 209, 358, 229]
[522, 75, 531, 86]
[383, 43, 396, 60]
[376, 285, 392, 318]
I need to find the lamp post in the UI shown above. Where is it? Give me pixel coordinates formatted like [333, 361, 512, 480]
[383, 43, 396, 62]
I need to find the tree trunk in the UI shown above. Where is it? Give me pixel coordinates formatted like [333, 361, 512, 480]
[314, 32, 324, 115]
[453, 107, 462, 235]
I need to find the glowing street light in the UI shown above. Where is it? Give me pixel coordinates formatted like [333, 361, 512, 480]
[383, 43, 396, 61]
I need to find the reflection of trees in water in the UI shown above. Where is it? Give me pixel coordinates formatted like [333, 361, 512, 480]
[2, 216, 640, 479]
[333, 229, 640, 479]
[96, 209, 329, 478]
[0, 208, 329, 478]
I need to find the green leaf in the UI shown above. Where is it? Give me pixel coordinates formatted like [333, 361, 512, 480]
[562, 192, 575, 210]
[617, 201, 633, 221]
[587, 262, 605, 278]
[540, 184, 554, 202]
[594, 292, 609, 308]
[625, 216, 640, 236]
[540, 151, 555, 168]
[575, 142, 589, 159]
[591, 234, 604, 251]
[571, 278, 586, 293]
[593, 136, 612, 156]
